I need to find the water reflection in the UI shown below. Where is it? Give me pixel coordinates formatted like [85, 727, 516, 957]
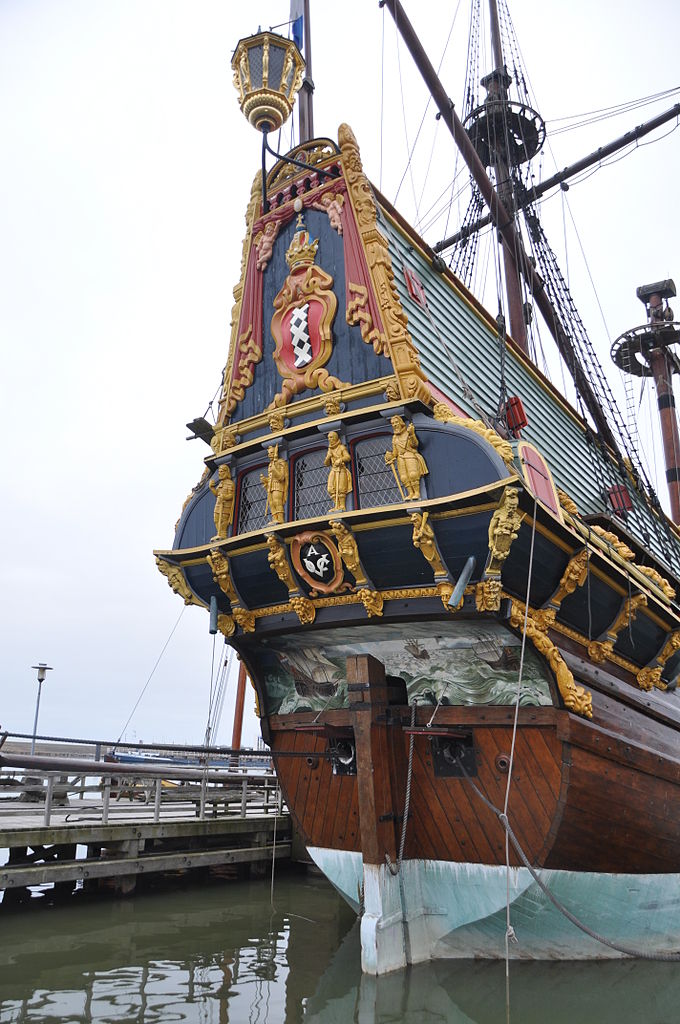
[1, 870, 679, 1023]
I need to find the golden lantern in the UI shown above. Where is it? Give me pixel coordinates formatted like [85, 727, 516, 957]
[231, 31, 305, 133]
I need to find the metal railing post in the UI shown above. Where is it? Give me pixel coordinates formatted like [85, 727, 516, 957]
[154, 777, 162, 822]
[102, 775, 111, 824]
[199, 776, 206, 820]
[241, 777, 248, 817]
[43, 774, 54, 826]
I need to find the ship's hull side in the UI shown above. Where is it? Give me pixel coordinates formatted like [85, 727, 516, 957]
[270, 695, 680, 972]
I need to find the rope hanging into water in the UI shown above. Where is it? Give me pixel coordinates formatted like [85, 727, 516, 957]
[459, 767, 680, 962]
[501, 500, 537, 1020]
[386, 703, 416, 875]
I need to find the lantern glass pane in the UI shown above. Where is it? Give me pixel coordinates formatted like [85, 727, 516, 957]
[267, 42, 286, 91]
[248, 45, 264, 89]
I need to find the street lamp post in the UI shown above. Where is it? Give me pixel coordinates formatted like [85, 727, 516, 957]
[30, 663, 53, 755]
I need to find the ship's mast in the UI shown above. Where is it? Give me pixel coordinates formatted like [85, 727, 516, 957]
[297, 0, 314, 142]
[382, 0, 619, 456]
[612, 281, 680, 524]
[485, 0, 527, 351]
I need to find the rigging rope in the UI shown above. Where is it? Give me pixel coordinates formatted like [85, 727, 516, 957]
[502, 500, 537, 1018]
[115, 605, 186, 746]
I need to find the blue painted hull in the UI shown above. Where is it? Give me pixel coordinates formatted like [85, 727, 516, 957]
[308, 846, 680, 973]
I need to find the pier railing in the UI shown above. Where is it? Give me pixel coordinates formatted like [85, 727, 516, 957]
[0, 733, 285, 829]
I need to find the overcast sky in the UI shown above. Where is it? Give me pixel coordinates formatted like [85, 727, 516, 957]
[3, 0, 680, 749]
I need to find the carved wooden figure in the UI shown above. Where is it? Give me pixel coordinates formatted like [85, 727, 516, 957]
[260, 445, 289, 524]
[385, 416, 428, 500]
[209, 464, 236, 540]
[325, 431, 352, 511]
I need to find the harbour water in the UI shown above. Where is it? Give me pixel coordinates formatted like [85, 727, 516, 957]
[1, 868, 679, 1023]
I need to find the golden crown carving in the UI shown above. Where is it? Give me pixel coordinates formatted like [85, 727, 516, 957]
[286, 217, 319, 269]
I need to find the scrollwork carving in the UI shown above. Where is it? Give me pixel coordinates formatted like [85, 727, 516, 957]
[510, 602, 593, 718]
[433, 403, 515, 468]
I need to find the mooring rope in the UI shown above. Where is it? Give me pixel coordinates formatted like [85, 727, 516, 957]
[459, 765, 680, 962]
[386, 703, 416, 876]
[270, 804, 278, 909]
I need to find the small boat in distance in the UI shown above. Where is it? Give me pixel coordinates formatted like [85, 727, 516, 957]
[156, 0, 680, 973]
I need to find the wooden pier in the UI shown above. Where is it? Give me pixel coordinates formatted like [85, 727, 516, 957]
[0, 736, 293, 904]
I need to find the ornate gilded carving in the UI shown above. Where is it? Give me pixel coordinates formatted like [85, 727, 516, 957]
[260, 445, 289, 524]
[347, 281, 385, 352]
[220, 171, 263, 418]
[556, 550, 590, 600]
[217, 614, 236, 638]
[156, 557, 203, 607]
[585, 592, 647, 668]
[475, 579, 503, 612]
[234, 328, 262, 406]
[324, 392, 343, 416]
[211, 426, 239, 455]
[606, 592, 647, 641]
[637, 629, 680, 692]
[289, 595, 316, 625]
[312, 191, 344, 234]
[433, 403, 515, 469]
[358, 588, 384, 618]
[266, 140, 340, 190]
[384, 380, 400, 402]
[410, 511, 446, 576]
[338, 123, 432, 404]
[636, 666, 662, 692]
[532, 549, 590, 632]
[232, 607, 256, 633]
[269, 213, 347, 408]
[209, 465, 236, 540]
[487, 487, 525, 576]
[587, 640, 613, 664]
[266, 536, 298, 593]
[290, 530, 350, 596]
[325, 431, 352, 512]
[254, 219, 281, 272]
[637, 565, 676, 600]
[658, 630, 680, 666]
[385, 416, 428, 500]
[328, 520, 367, 585]
[556, 488, 579, 517]
[510, 602, 593, 718]
[268, 410, 286, 432]
[436, 580, 456, 611]
[590, 525, 634, 561]
[207, 549, 239, 604]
